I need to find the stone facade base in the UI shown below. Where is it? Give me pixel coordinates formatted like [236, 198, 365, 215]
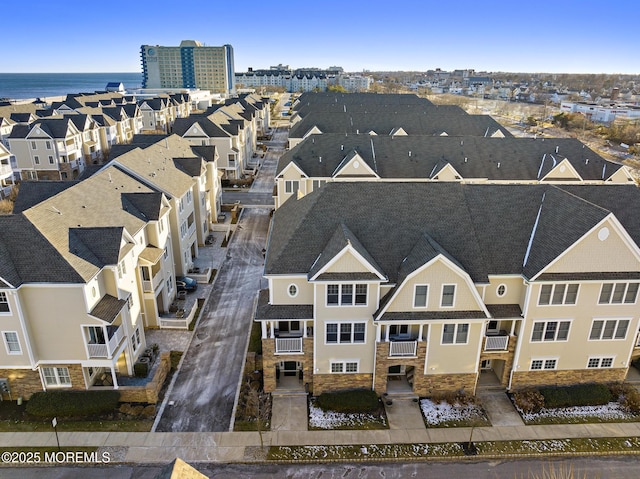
[313, 374, 373, 396]
[414, 373, 478, 397]
[118, 352, 171, 404]
[511, 368, 627, 390]
[0, 368, 43, 400]
[261, 337, 313, 393]
[374, 341, 426, 395]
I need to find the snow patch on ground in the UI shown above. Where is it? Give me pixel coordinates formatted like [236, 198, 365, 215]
[519, 401, 635, 422]
[308, 400, 387, 429]
[420, 399, 486, 426]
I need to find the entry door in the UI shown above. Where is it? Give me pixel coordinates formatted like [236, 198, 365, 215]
[283, 361, 297, 376]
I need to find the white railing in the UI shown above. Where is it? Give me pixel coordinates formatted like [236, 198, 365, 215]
[276, 337, 303, 354]
[108, 326, 124, 354]
[142, 271, 163, 293]
[485, 335, 509, 351]
[159, 318, 189, 329]
[187, 222, 196, 237]
[87, 343, 108, 358]
[389, 340, 417, 357]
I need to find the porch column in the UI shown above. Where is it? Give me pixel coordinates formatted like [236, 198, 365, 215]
[375, 324, 381, 342]
[303, 320, 307, 338]
[110, 366, 119, 390]
[418, 324, 424, 341]
[103, 326, 111, 358]
[385, 324, 390, 342]
[510, 320, 516, 336]
[261, 321, 267, 339]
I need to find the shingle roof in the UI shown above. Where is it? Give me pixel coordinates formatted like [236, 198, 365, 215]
[379, 311, 485, 321]
[277, 134, 620, 181]
[255, 289, 313, 320]
[0, 215, 83, 286]
[266, 182, 640, 288]
[486, 304, 523, 318]
[13, 181, 79, 213]
[121, 192, 163, 221]
[68, 227, 124, 267]
[89, 294, 127, 323]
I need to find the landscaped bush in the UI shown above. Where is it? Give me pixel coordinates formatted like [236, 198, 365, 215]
[430, 390, 476, 406]
[539, 383, 612, 408]
[26, 390, 120, 418]
[512, 388, 545, 414]
[316, 389, 379, 414]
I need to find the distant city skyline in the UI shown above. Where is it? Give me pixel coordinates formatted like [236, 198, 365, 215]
[3, 0, 639, 75]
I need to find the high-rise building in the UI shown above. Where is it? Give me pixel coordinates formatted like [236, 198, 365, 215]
[140, 40, 235, 95]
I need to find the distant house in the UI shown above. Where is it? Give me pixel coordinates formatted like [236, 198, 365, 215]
[105, 82, 125, 93]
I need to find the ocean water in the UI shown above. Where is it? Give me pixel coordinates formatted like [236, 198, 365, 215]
[0, 72, 142, 101]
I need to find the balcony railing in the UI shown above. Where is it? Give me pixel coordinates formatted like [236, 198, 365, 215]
[87, 325, 124, 358]
[142, 270, 164, 293]
[275, 337, 303, 354]
[389, 340, 417, 357]
[187, 222, 196, 237]
[484, 335, 509, 351]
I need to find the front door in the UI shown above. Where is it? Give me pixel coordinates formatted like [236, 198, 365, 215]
[283, 361, 297, 377]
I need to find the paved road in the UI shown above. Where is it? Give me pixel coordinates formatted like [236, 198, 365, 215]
[154, 129, 285, 432]
[5, 456, 640, 478]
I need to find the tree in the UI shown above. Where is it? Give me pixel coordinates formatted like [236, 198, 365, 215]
[327, 85, 347, 93]
[242, 376, 271, 449]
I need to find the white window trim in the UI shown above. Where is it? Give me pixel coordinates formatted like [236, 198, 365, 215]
[440, 284, 456, 308]
[441, 323, 469, 345]
[0, 292, 10, 314]
[325, 321, 367, 345]
[538, 283, 579, 306]
[287, 283, 298, 298]
[330, 360, 359, 374]
[41, 366, 72, 388]
[2, 331, 21, 355]
[496, 283, 507, 298]
[326, 284, 368, 307]
[413, 284, 429, 309]
[284, 180, 299, 194]
[588, 318, 631, 341]
[531, 320, 572, 342]
[598, 282, 639, 305]
[530, 358, 558, 370]
[586, 356, 615, 369]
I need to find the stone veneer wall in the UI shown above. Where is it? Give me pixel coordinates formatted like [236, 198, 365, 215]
[511, 368, 627, 390]
[0, 368, 44, 400]
[374, 341, 426, 394]
[119, 352, 171, 403]
[479, 335, 517, 387]
[313, 374, 373, 395]
[413, 373, 478, 397]
[262, 337, 313, 393]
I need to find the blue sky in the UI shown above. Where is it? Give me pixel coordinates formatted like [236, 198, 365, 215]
[3, 0, 638, 74]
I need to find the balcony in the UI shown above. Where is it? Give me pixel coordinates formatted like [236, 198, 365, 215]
[275, 337, 303, 354]
[389, 340, 418, 357]
[87, 325, 124, 358]
[142, 269, 164, 293]
[484, 334, 509, 351]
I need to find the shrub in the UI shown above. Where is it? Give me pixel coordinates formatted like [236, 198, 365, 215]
[315, 389, 379, 414]
[26, 390, 120, 418]
[431, 389, 476, 406]
[540, 383, 612, 408]
[512, 388, 544, 414]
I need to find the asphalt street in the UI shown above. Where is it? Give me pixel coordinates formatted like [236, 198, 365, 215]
[154, 129, 283, 432]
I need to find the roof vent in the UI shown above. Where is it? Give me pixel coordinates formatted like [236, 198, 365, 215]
[497, 162, 501, 168]
[555, 146, 559, 153]
[465, 157, 468, 162]
[460, 140, 464, 146]
[586, 158, 589, 164]
[341, 144, 344, 151]
[319, 156, 322, 163]
[408, 151, 412, 157]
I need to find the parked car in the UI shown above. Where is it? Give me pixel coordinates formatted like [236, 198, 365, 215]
[176, 276, 198, 292]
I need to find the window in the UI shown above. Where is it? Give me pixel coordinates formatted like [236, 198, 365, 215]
[163, 247, 168, 260]
[326, 284, 367, 306]
[530, 359, 557, 370]
[117, 261, 126, 279]
[589, 319, 629, 340]
[284, 180, 299, 194]
[599, 283, 639, 304]
[45, 141, 51, 150]
[0, 292, 9, 313]
[531, 321, 570, 342]
[441, 285, 456, 307]
[180, 221, 188, 238]
[326, 322, 365, 344]
[167, 276, 173, 292]
[312, 180, 326, 190]
[538, 284, 579, 305]
[128, 295, 134, 309]
[414, 285, 428, 308]
[31, 141, 37, 150]
[587, 357, 614, 368]
[330, 361, 358, 373]
[288, 284, 298, 297]
[3, 332, 21, 354]
[186, 190, 192, 203]
[42, 367, 71, 386]
[497, 284, 507, 297]
[442, 323, 469, 344]
[34, 155, 40, 165]
[179, 198, 184, 213]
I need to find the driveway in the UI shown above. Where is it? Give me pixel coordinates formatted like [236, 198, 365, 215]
[154, 128, 284, 432]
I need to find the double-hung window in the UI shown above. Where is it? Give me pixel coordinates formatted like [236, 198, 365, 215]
[538, 284, 579, 305]
[284, 180, 299, 194]
[326, 284, 367, 306]
[3, 332, 21, 354]
[42, 367, 71, 386]
[441, 285, 455, 307]
[414, 285, 428, 308]
[0, 292, 9, 313]
[531, 321, 570, 342]
[599, 283, 639, 304]
[589, 319, 629, 340]
[442, 323, 469, 344]
[326, 322, 365, 344]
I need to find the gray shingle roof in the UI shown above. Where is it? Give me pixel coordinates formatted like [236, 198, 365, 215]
[486, 304, 523, 318]
[379, 311, 485, 321]
[13, 181, 79, 214]
[277, 134, 621, 182]
[89, 294, 127, 323]
[121, 192, 163, 221]
[266, 182, 640, 288]
[69, 227, 124, 268]
[255, 289, 313, 320]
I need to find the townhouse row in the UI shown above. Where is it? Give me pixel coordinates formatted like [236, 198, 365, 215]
[0, 134, 224, 400]
[256, 181, 640, 396]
